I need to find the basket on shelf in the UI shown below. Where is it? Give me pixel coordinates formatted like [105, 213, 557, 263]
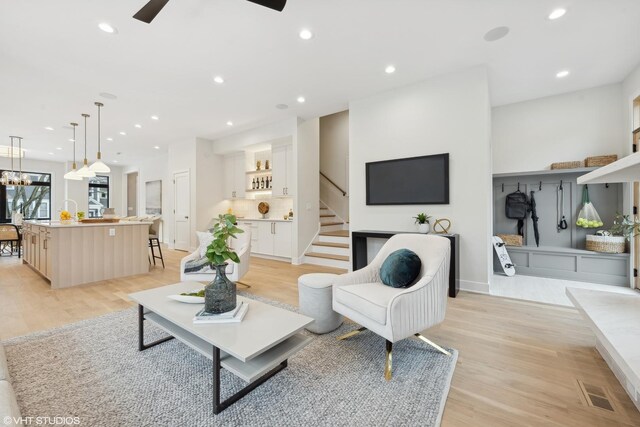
[585, 235, 626, 254]
[497, 234, 523, 247]
[584, 155, 617, 167]
[550, 161, 583, 170]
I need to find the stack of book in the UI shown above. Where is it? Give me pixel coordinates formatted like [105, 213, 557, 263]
[193, 302, 249, 324]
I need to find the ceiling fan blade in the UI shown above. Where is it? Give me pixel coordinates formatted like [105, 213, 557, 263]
[246, 0, 287, 12]
[133, 0, 171, 23]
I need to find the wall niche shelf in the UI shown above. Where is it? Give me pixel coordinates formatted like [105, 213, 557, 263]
[493, 167, 598, 179]
[246, 169, 272, 176]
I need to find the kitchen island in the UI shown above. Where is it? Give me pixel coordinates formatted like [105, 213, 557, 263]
[22, 220, 152, 289]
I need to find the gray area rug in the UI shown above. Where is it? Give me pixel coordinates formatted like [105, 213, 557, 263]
[3, 293, 458, 427]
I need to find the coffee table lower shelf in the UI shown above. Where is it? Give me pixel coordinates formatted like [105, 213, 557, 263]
[138, 305, 312, 413]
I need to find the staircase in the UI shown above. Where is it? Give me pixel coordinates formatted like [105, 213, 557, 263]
[303, 202, 350, 270]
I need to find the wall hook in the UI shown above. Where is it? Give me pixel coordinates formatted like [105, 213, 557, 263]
[501, 183, 504, 193]
[606, 183, 609, 188]
[560, 180, 563, 190]
[517, 182, 520, 191]
[539, 181, 542, 191]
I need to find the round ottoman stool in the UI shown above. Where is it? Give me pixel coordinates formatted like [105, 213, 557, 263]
[298, 273, 343, 334]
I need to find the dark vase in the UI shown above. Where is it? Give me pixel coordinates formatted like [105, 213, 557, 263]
[204, 263, 237, 314]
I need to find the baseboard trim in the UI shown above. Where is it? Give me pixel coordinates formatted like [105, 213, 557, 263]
[459, 280, 490, 294]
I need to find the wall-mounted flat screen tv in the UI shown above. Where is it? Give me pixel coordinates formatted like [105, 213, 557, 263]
[366, 153, 449, 205]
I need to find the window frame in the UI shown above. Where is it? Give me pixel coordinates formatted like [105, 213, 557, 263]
[0, 170, 52, 223]
[88, 175, 110, 218]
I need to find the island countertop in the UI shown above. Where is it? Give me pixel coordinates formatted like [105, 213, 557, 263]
[24, 220, 152, 228]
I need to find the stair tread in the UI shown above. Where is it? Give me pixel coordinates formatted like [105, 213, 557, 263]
[321, 221, 344, 226]
[320, 230, 350, 237]
[305, 252, 350, 261]
[313, 242, 349, 249]
[320, 214, 336, 218]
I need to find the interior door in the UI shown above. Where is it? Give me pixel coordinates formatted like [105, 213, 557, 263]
[173, 171, 191, 251]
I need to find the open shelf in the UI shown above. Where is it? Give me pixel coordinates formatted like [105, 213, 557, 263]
[246, 169, 272, 176]
[246, 188, 272, 193]
[493, 167, 598, 179]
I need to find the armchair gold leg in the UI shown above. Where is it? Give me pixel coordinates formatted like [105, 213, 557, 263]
[384, 340, 393, 381]
[415, 333, 451, 356]
[336, 327, 366, 341]
[236, 281, 251, 289]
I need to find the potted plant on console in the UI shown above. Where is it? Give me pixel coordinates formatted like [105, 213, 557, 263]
[204, 214, 244, 314]
[414, 213, 432, 234]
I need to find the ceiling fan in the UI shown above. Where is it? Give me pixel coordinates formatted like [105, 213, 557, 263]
[133, 0, 287, 24]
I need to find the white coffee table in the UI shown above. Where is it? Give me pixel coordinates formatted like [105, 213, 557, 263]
[129, 282, 313, 414]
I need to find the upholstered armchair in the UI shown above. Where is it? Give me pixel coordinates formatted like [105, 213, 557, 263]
[180, 229, 251, 285]
[332, 234, 451, 380]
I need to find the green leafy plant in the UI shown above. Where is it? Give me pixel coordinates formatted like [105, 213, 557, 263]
[205, 214, 244, 265]
[609, 213, 640, 241]
[413, 213, 431, 225]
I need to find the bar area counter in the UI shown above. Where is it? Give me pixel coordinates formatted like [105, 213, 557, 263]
[22, 220, 152, 289]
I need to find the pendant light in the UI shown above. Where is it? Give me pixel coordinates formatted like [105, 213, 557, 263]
[76, 113, 96, 178]
[64, 123, 82, 180]
[89, 101, 110, 173]
[16, 137, 31, 186]
[0, 137, 16, 185]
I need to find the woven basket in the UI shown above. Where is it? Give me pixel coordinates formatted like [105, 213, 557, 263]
[497, 234, 523, 247]
[585, 235, 626, 253]
[550, 161, 583, 170]
[585, 155, 617, 167]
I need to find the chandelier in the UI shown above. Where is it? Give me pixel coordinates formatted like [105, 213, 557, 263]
[0, 136, 30, 186]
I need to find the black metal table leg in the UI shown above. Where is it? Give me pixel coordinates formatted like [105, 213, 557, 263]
[212, 344, 288, 415]
[138, 304, 174, 351]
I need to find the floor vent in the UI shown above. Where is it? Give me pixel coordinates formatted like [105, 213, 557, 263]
[577, 380, 615, 412]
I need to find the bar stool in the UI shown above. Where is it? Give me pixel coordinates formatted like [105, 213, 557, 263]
[148, 217, 164, 268]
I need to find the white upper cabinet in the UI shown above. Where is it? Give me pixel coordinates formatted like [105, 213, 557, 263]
[271, 144, 294, 197]
[223, 153, 246, 199]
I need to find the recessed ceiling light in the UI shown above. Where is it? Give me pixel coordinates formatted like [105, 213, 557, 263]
[98, 22, 117, 34]
[556, 70, 570, 78]
[113, 160, 118, 163]
[153, 146, 160, 150]
[99, 92, 117, 100]
[119, 131, 127, 136]
[385, 65, 396, 74]
[226, 121, 233, 126]
[299, 29, 313, 40]
[134, 124, 142, 128]
[297, 96, 306, 103]
[56, 147, 62, 150]
[106, 137, 113, 141]
[549, 8, 567, 20]
[213, 76, 225, 84]
[68, 138, 75, 142]
[276, 104, 289, 110]
[484, 26, 510, 42]
[48, 152, 54, 155]
[44, 126, 54, 131]
[151, 115, 159, 120]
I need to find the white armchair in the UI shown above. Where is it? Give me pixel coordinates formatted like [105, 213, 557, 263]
[332, 234, 451, 380]
[180, 229, 252, 285]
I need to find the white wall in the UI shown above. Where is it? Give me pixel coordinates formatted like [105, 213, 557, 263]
[349, 67, 492, 291]
[623, 62, 640, 151]
[492, 84, 626, 174]
[295, 118, 320, 262]
[320, 110, 349, 221]
[212, 118, 298, 154]
[195, 138, 227, 232]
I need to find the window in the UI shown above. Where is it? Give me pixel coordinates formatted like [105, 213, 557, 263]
[0, 171, 52, 223]
[88, 175, 110, 218]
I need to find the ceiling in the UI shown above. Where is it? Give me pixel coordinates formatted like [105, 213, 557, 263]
[1, 0, 639, 166]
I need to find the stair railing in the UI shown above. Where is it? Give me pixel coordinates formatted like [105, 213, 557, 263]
[320, 171, 347, 196]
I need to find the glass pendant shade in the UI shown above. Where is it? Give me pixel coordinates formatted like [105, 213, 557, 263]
[77, 161, 96, 178]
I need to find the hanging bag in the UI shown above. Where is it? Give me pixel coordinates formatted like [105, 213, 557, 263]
[505, 189, 529, 236]
[576, 186, 603, 228]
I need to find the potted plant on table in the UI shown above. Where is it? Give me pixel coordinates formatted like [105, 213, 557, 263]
[203, 213, 244, 314]
[413, 213, 432, 234]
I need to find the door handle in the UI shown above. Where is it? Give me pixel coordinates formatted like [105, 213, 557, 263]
[185, 216, 189, 219]
[43, 239, 47, 250]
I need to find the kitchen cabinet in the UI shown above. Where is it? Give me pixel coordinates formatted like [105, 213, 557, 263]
[241, 220, 292, 259]
[271, 144, 295, 197]
[223, 153, 246, 199]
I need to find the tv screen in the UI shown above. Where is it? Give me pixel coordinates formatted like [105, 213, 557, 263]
[366, 153, 449, 205]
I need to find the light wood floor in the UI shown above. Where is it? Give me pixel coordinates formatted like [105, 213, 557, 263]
[1, 249, 639, 426]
